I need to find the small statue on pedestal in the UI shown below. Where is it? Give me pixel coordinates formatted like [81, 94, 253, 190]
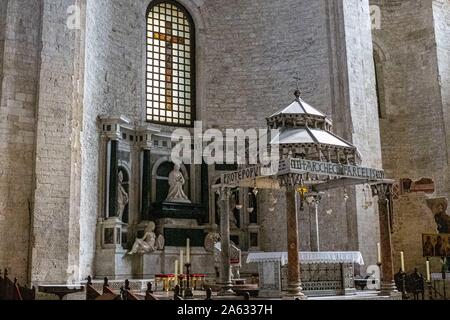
[117, 171, 129, 222]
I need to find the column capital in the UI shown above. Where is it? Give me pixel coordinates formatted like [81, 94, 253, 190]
[217, 186, 232, 201]
[371, 183, 393, 203]
[278, 173, 304, 191]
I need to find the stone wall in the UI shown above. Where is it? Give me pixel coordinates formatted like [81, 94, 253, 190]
[81, 0, 113, 283]
[0, 0, 389, 282]
[342, 0, 382, 268]
[370, 0, 450, 276]
[433, 0, 450, 184]
[0, 0, 7, 85]
[0, 0, 42, 283]
[201, 0, 382, 266]
[391, 193, 443, 276]
[81, 0, 383, 274]
[372, 0, 449, 197]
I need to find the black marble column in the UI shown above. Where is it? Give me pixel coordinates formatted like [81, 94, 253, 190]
[141, 149, 152, 220]
[201, 162, 209, 223]
[108, 140, 119, 218]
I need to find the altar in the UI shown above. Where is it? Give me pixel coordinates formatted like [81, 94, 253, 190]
[247, 252, 364, 298]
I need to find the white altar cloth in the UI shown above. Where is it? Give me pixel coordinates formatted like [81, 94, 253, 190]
[246, 251, 365, 266]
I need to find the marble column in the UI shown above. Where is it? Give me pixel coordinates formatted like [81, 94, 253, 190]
[284, 179, 306, 299]
[218, 187, 234, 295]
[373, 183, 398, 296]
[141, 149, 152, 221]
[108, 139, 119, 218]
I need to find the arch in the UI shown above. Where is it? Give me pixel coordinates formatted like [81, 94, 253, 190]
[145, 0, 196, 127]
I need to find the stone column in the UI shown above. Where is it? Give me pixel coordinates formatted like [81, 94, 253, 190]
[284, 177, 306, 299]
[373, 183, 398, 296]
[218, 187, 234, 295]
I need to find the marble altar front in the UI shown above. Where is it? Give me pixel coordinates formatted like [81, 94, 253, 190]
[247, 252, 364, 298]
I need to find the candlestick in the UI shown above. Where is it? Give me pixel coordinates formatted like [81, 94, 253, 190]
[426, 260, 431, 282]
[377, 243, 382, 264]
[180, 250, 184, 274]
[175, 260, 179, 285]
[186, 238, 191, 263]
[400, 251, 405, 272]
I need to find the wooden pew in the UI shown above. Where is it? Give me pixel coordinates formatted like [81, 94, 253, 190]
[85, 276, 101, 300]
[0, 270, 4, 300]
[145, 282, 159, 301]
[100, 277, 122, 300]
[85, 277, 121, 301]
[121, 279, 141, 301]
[19, 283, 36, 301]
[0, 269, 35, 300]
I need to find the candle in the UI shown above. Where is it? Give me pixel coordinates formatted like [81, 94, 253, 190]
[175, 260, 179, 285]
[377, 243, 382, 264]
[186, 238, 191, 263]
[426, 260, 431, 282]
[400, 251, 405, 272]
[180, 250, 184, 274]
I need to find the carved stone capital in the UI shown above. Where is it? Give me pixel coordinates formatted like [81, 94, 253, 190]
[371, 183, 392, 203]
[217, 186, 232, 201]
[278, 174, 304, 191]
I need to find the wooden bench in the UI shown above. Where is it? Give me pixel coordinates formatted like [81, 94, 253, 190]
[0, 269, 36, 300]
[85, 277, 121, 301]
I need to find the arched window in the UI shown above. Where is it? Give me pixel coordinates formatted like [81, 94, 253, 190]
[146, 0, 195, 126]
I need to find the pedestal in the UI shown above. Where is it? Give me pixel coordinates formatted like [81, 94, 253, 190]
[132, 252, 163, 279]
[94, 249, 133, 280]
[95, 218, 132, 279]
[257, 262, 282, 298]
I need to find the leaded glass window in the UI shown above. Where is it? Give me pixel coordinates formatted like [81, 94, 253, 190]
[146, 0, 195, 126]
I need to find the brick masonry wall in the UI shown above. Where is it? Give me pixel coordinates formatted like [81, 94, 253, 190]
[0, 0, 41, 283]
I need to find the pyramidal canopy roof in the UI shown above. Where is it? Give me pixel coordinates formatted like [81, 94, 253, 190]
[267, 90, 358, 154]
[269, 92, 327, 118]
[270, 127, 355, 149]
